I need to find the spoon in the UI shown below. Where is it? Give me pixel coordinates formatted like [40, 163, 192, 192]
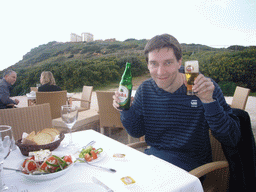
[77, 158, 116, 173]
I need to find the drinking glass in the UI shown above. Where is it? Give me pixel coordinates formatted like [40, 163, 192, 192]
[185, 60, 199, 95]
[0, 125, 16, 191]
[61, 105, 78, 148]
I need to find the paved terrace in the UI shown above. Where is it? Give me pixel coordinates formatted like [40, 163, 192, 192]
[13, 93, 256, 144]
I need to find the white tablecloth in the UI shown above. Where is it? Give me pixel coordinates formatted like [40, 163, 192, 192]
[4, 130, 203, 192]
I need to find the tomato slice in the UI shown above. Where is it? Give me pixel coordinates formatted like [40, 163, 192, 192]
[22, 156, 35, 168]
[27, 161, 37, 171]
[84, 153, 92, 162]
[63, 155, 73, 163]
[91, 150, 97, 159]
[40, 156, 58, 172]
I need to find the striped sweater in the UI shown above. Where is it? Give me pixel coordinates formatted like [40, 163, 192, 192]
[120, 78, 241, 171]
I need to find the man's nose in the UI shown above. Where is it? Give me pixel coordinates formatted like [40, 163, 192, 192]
[157, 65, 166, 75]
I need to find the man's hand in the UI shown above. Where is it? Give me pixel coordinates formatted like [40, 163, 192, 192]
[192, 74, 215, 103]
[112, 91, 134, 111]
[14, 99, 20, 105]
[113, 91, 122, 111]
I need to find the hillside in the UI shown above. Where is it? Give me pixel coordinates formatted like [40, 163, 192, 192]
[1, 38, 255, 96]
[8, 39, 220, 71]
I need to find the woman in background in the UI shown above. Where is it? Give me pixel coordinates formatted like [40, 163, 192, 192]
[38, 71, 62, 92]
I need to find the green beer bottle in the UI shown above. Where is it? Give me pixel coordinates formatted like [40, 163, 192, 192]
[118, 62, 132, 110]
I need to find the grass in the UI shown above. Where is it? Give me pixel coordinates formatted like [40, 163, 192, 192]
[94, 72, 256, 97]
[94, 72, 151, 91]
[249, 92, 256, 96]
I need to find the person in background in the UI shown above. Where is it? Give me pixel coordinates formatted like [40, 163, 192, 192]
[38, 71, 62, 92]
[0, 70, 20, 109]
[113, 34, 241, 172]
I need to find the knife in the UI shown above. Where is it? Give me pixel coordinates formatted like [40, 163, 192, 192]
[92, 176, 114, 192]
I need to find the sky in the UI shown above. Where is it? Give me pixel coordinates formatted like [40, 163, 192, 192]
[0, 0, 255, 71]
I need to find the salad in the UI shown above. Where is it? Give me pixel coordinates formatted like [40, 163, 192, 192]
[21, 154, 73, 175]
[78, 146, 103, 162]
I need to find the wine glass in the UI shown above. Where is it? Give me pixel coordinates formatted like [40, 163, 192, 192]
[61, 105, 78, 148]
[0, 125, 17, 191]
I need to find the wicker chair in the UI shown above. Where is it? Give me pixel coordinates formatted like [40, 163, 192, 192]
[231, 86, 250, 110]
[72, 86, 93, 112]
[127, 130, 230, 191]
[0, 103, 52, 140]
[36, 90, 67, 119]
[96, 91, 132, 143]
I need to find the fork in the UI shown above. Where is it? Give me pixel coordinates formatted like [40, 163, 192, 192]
[82, 140, 96, 149]
[77, 158, 116, 173]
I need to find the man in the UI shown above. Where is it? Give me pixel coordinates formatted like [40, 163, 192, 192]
[113, 34, 241, 172]
[0, 70, 20, 109]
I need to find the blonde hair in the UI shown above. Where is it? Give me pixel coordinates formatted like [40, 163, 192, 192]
[40, 71, 56, 85]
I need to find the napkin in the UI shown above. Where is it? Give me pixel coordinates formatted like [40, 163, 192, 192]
[30, 91, 36, 96]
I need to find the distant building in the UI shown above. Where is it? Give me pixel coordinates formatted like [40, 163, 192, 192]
[70, 32, 94, 42]
[70, 33, 82, 42]
[81, 32, 94, 42]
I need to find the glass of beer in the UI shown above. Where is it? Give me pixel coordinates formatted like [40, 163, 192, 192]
[185, 60, 199, 95]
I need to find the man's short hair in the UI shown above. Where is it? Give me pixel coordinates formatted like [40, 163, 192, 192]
[144, 34, 182, 63]
[3, 70, 15, 78]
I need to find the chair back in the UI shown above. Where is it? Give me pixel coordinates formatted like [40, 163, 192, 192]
[0, 103, 52, 140]
[80, 86, 93, 109]
[96, 91, 124, 133]
[36, 90, 67, 119]
[30, 87, 38, 92]
[231, 86, 250, 110]
[202, 131, 229, 191]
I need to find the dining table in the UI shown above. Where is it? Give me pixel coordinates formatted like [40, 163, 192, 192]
[3, 130, 204, 192]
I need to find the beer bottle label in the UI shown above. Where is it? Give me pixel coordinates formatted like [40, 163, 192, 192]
[118, 85, 129, 106]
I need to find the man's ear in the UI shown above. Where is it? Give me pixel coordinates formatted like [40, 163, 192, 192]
[178, 58, 182, 69]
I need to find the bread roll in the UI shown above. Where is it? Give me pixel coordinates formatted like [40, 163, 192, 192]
[41, 128, 60, 139]
[22, 128, 60, 145]
[32, 132, 53, 145]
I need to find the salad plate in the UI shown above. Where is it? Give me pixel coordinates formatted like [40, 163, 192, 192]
[54, 183, 107, 192]
[17, 154, 74, 181]
[74, 146, 106, 164]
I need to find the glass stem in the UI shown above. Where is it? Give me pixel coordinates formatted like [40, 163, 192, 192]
[0, 162, 4, 190]
[69, 126, 72, 145]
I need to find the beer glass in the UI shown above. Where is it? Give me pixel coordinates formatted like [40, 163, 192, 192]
[185, 60, 199, 95]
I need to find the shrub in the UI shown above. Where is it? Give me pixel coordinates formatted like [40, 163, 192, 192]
[218, 81, 237, 96]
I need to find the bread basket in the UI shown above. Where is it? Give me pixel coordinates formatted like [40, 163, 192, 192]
[16, 133, 65, 156]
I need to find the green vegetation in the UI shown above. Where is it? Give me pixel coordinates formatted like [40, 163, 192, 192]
[183, 46, 256, 95]
[1, 39, 255, 96]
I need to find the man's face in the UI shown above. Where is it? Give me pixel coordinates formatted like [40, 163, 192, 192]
[147, 47, 182, 92]
[5, 72, 17, 85]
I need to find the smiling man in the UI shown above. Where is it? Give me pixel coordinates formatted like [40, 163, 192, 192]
[113, 34, 240, 172]
[0, 69, 19, 109]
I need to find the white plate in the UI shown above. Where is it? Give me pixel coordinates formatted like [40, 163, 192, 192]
[54, 183, 107, 192]
[17, 155, 74, 181]
[74, 151, 106, 164]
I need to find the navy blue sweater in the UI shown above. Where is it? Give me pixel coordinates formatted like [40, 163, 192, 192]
[120, 78, 241, 171]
